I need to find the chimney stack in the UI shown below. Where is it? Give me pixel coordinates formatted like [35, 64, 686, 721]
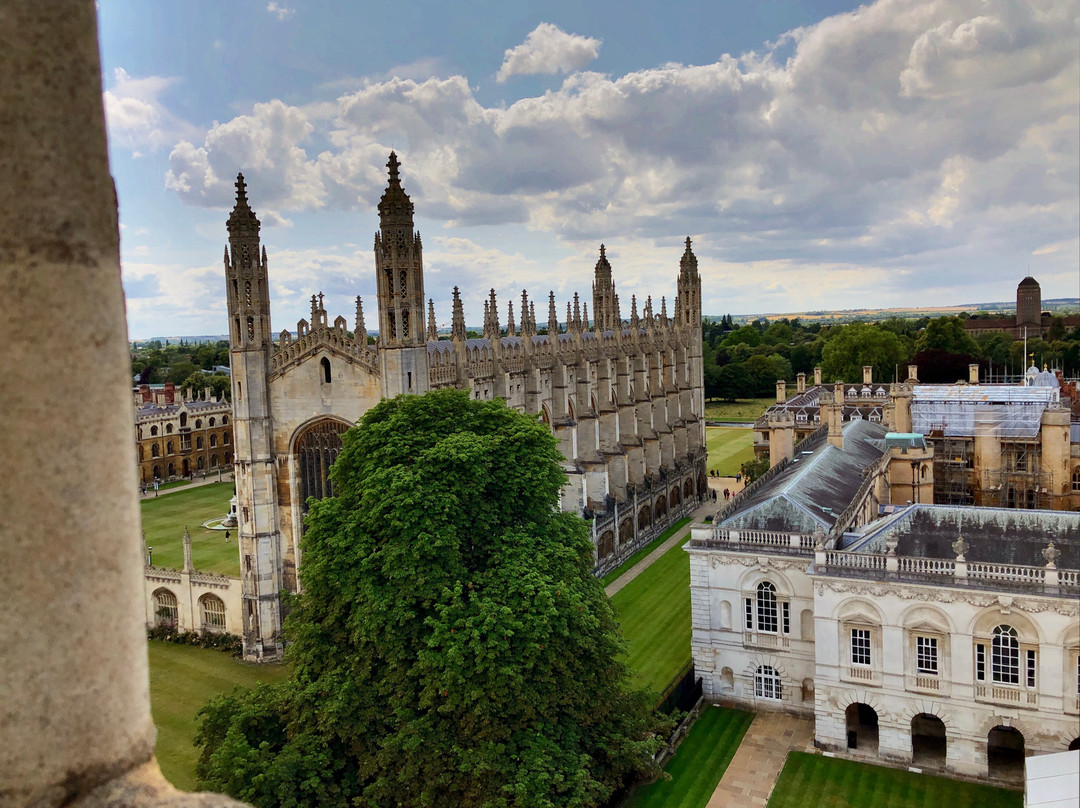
[796, 372, 806, 393]
[814, 366, 822, 386]
[776, 379, 787, 404]
[907, 365, 919, 383]
[969, 363, 979, 384]
[863, 365, 873, 385]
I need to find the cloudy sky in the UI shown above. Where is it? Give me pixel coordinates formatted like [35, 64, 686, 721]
[98, 0, 1079, 339]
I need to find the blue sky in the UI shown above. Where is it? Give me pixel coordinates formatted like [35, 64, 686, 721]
[98, 0, 1079, 339]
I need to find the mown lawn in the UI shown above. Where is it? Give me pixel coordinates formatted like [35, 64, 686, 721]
[625, 706, 755, 808]
[768, 752, 1023, 808]
[141, 483, 239, 576]
[705, 426, 754, 477]
[600, 518, 692, 587]
[149, 641, 290, 790]
[704, 397, 774, 423]
[611, 537, 692, 696]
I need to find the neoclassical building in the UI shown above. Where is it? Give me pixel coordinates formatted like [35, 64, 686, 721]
[687, 420, 1080, 782]
[227, 154, 708, 660]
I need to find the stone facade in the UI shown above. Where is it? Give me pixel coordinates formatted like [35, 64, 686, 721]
[687, 422, 1080, 783]
[133, 383, 233, 483]
[226, 155, 708, 660]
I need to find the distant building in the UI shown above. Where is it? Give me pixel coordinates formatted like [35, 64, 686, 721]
[133, 382, 233, 483]
[755, 365, 1078, 511]
[964, 276, 1080, 339]
[687, 420, 1080, 783]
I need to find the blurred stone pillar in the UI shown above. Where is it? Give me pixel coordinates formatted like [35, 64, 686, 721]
[0, 2, 246, 805]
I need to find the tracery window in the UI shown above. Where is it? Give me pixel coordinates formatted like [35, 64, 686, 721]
[154, 589, 177, 626]
[200, 595, 226, 632]
[295, 420, 350, 517]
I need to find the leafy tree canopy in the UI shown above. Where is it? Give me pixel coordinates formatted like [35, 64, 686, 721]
[196, 389, 668, 808]
[820, 322, 904, 384]
[913, 316, 979, 356]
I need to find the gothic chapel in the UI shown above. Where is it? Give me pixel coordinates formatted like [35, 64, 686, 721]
[227, 153, 707, 660]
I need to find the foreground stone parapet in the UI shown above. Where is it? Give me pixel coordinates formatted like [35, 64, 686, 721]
[0, 2, 248, 806]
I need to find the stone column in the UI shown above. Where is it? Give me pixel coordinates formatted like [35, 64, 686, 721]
[0, 3, 246, 805]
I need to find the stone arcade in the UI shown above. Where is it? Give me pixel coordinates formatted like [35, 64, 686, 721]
[226, 156, 708, 660]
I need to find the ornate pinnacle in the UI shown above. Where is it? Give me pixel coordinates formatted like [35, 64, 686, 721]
[548, 291, 558, 335]
[572, 293, 581, 332]
[952, 534, 968, 562]
[566, 301, 572, 334]
[387, 151, 401, 185]
[660, 296, 668, 325]
[507, 300, 516, 337]
[355, 297, 367, 342]
[451, 286, 466, 342]
[1042, 542, 1060, 568]
[583, 301, 590, 332]
[427, 298, 438, 340]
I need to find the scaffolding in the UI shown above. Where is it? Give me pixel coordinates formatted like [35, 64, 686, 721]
[911, 385, 1056, 440]
[931, 436, 974, 506]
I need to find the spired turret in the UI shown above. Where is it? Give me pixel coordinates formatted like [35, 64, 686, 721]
[675, 237, 701, 330]
[373, 152, 430, 396]
[592, 244, 618, 332]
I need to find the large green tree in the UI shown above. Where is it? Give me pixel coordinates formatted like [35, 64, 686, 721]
[820, 322, 904, 383]
[195, 389, 668, 808]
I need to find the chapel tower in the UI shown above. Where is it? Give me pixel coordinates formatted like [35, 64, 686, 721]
[224, 173, 284, 661]
[592, 244, 618, 332]
[374, 152, 430, 397]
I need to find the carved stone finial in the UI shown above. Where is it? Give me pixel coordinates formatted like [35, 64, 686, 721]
[885, 536, 899, 556]
[1042, 542, 1060, 568]
[952, 534, 968, 562]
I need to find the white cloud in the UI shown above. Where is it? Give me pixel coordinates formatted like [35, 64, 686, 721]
[496, 23, 601, 82]
[103, 68, 198, 151]
[158, 0, 1079, 311]
[266, 2, 294, 21]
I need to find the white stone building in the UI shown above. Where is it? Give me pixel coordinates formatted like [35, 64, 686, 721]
[688, 421, 1080, 782]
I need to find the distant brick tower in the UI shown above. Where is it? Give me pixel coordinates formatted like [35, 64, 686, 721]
[1016, 276, 1041, 331]
[374, 152, 430, 397]
[224, 173, 283, 661]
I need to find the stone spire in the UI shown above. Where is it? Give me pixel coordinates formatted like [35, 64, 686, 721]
[451, 286, 466, 342]
[374, 151, 426, 352]
[614, 293, 621, 326]
[528, 301, 537, 337]
[483, 288, 499, 339]
[582, 301, 590, 332]
[506, 300, 516, 337]
[520, 290, 534, 338]
[630, 294, 640, 330]
[227, 172, 260, 238]
[355, 296, 366, 342]
[566, 301, 572, 334]
[427, 299, 438, 340]
[676, 236, 701, 330]
[572, 293, 581, 333]
[548, 291, 559, 335]
[660, 295, 668, 327]
[592, 243, 616, 331]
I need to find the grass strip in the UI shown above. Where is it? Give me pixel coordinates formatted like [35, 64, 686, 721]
[625, 706, 754, 808]
[705, 426, 754, 477]
[141, 483, 239, 576]
[149, 641, 289, 790]
[601, 517, 692, 587]
[767, 752, 1022, 808]
[611, 537, 693, 694]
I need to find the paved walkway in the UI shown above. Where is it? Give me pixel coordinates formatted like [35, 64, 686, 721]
[139, 471, 234, 500]
[604, 501, 714, 597]
[706, 711, 815, 808]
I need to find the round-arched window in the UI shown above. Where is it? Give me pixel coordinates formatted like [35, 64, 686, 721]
[200, 594, 226, 632]
[755, 665, 782, 700]
[154, 589, 178, 626]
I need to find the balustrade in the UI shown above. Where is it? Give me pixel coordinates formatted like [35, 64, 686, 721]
[974, 684, 1038, 708]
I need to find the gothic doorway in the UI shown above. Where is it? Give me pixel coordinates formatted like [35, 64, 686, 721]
[846, 703, 878, 753]
[911, 713, 946, 767]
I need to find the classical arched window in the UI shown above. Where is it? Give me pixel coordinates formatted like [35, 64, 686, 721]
[992, 625, 1020, 685]
[321, 356, 332, 384]
[209, 417, 216, 427]
[153, 589, 177, 626]
[151, 443, 160, 458]
[150, 425, 158, 436]
[166, 440, 174, 455]
[165, 423, 173, 434]
[222, 415, 229, 425]
[200, 594, 226, 632]
[756, 582, 778, 633]
[295, 419, 350, 512]
[755, 666, 782, 700]
[210, 434, 217, 447]
[223, 432, 230, 445]
[197, 457, 204, 470]
[195, 419, 202, 429]
[179, 412, 187, 428]
[196, 436, 203, 450]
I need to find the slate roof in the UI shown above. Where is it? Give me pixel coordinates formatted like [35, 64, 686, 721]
[718, 419, 888, 534]
[842, 504, 1080, 570]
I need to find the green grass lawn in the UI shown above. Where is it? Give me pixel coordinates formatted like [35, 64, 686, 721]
[149, 641, 290, 790]
[141, 483, 239, 576]
[600, 518, 692, 587]
[625, 706, 754, 808]
[704, 397, 774, 423]
[610, 537, 692, 696]
[768, 752, 1023, 808]
[705, 427, 754, 477]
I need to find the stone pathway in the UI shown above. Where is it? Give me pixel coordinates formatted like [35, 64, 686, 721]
[706, 711, 815, 808]
[604, 501, 713, 597]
